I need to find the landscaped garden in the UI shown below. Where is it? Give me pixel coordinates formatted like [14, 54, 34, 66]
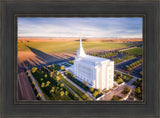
[64, 70, 103, 99]
[46, 65, 90, 100]
[31, 67, 79, 100]
[114, 71, 133, 83]
[112, 95, 122, 100]
[132, 78, 142, 100]
[121, 87, 130, 95]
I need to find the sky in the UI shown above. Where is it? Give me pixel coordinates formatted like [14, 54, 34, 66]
[18, 17, 142, 38]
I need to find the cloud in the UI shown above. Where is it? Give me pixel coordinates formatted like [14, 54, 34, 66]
[18, 17, 142, 38]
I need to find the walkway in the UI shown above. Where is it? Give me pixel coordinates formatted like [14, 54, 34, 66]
[28, 70, 46, 100]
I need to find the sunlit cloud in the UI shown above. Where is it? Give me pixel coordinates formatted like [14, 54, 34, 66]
[18, 17, 142, 38]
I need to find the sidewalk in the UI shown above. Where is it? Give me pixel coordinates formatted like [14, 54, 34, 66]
[28, 70, 46, 100]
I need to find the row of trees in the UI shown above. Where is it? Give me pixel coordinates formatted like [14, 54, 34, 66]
[26, 71, 41, 100]
[125, 59, 142, 71]
[64, 70, 103, 98]
[91, 50, 123, 58]
[112, 55, 135, 64]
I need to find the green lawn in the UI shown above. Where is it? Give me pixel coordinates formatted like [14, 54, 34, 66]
[18, 41, 135, 53]
[59, 75, 90, 100]
[123, 47, 142, 56]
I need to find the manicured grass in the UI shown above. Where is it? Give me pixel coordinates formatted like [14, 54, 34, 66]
[64, 70, 89, 91]
[18, 41, 135, 53]
[59, 75, 90, 100]
[31, 67, 78, 100]
[123, 47, 142, 56]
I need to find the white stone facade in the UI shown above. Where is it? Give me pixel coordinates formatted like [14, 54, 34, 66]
[73, 37, 114, 90]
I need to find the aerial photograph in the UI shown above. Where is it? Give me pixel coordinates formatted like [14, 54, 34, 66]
[18, 17, 143, 101]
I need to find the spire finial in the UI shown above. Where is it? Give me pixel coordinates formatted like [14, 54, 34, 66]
[76, 33, 86, 57]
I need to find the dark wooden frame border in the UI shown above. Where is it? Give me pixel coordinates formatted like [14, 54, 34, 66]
[1, 0, 160, 117]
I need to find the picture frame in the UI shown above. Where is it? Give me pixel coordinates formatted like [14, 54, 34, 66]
[1, 0, 160, 117]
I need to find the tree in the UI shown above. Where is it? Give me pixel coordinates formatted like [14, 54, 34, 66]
[83, 81, 88, 86]
[44, 74, 47, 78]
[117, 78, 123, 84]
[60, 91, 64, 96]
[36, 93, 41, 100]
[34, 86, 37, 91]
[50, 87, 55, 95]
[56, 76, 60, 81]
[112, 95, 120, 100]
[52, 64, 55, 68]
[55, 71, 59, 76]
[97, 89, 101, 94]
[74, 94, 78, 98]
[137, 87, 141, 93]
[50, 72, 53, 77]
[31, 81, 35, 85]
[41, 82, 45, 88]
[128, 67, 132, 71]
[123, 76, 126, 79]
[122, 87, 130, 94]
[31, 67, 38, 73]
[46, 81, 51, 87]
[90, 87, 94, 93]
[61, 66, 65, 71]
[126, 65, 130, 70]
[93, 91, 98, 98]
[50, 89, 55, 94]
[65, 91, 68, 96]
[60, 83, 64, 88]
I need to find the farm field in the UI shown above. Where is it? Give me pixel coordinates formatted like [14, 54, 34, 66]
[18, 38, 140, 69]
[18, 40, 136, 53]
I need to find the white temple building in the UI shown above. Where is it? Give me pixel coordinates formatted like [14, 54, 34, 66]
[71, 37, 114, 90]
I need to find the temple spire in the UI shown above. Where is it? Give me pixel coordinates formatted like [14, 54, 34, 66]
[76, 34, 86, 57]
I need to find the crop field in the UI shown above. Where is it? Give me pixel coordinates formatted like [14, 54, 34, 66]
[18, 41, 135, 53]
[123, 47, 142, 56]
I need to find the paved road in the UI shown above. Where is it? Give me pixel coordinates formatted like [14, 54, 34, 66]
[115, 57, 142, 78]
[28, 70, 46, 100]
[18, 72, 36, 100]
